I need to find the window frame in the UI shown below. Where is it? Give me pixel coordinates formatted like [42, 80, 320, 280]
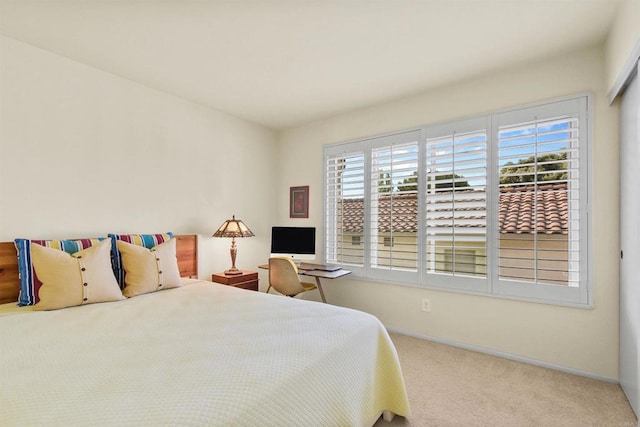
[323, 93, 592, 308]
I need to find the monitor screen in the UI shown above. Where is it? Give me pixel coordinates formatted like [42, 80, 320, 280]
[270, 226, 316, 261]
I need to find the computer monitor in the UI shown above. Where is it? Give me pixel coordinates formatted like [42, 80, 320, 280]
[270, 226, 316, 261]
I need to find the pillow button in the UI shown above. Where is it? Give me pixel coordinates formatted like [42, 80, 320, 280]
[83, 283, 88, 287]
[81, 267, 86, 271]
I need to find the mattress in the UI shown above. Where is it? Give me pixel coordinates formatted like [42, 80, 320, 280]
[0, 280, 409, 426]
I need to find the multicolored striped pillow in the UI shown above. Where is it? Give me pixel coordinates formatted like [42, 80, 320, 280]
[15, 237, 107, 306]
[108, 233, 173, 289]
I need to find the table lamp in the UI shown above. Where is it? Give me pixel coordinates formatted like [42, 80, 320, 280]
[213, 215, 255, 275]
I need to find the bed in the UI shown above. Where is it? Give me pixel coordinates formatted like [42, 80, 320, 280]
[0, 234, 409, 426]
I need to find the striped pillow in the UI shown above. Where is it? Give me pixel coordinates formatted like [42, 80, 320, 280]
[108, 233, 173, 288]
[15, 237, 106, 306]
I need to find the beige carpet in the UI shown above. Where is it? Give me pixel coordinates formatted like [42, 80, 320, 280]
[375, 333, 638, 427]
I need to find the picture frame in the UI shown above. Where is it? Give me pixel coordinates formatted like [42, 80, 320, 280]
[290, 186, 309, 218]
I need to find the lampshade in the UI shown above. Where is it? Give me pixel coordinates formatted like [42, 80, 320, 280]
[213, 215, 254, 275]
[213, 215, 255, 238]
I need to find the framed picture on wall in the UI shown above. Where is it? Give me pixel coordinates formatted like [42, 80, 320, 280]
[290, 186, 309, 218]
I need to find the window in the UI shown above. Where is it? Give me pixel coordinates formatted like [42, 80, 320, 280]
[325, 131, 420, 282]
[325, 146, 366, 268]
[324, 95, 590, 306]
[425, 117, 489, 292]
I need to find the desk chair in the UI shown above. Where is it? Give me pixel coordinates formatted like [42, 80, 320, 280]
[266, 257, 319, 300]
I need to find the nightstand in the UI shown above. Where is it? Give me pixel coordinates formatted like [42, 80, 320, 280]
[211, 270, 259, 291]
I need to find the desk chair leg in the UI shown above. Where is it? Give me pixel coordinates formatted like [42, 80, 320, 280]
[314, 277, 327, 303]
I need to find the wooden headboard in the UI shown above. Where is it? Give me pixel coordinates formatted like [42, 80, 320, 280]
[175, 234, 198, 278]
[0, 234, 198, 305]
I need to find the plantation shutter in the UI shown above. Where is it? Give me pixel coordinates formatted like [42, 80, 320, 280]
[494, 97, 588, 304]
[424, 117, 489, 291]
[325, 143, 366, 271]
[368, 131, 420, 281]
[323, 94, 589, 306]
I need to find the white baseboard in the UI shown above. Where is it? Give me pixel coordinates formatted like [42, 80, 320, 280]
[386, 326, 619, 384]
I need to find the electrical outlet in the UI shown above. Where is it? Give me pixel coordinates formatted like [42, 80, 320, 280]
[421, 298, 431, 312]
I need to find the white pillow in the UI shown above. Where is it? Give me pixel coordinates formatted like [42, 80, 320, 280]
[31, 239, 125, 310]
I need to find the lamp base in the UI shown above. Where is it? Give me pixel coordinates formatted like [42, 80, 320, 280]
[224, 268, 243, 276]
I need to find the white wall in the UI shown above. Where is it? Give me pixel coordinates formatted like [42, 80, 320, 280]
[605, 0, 640, 93]
[277, 45, 620, 380]
[0, 36, 277, 278]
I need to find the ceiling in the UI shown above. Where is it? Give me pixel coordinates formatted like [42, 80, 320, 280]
[0, 0, 621, 130]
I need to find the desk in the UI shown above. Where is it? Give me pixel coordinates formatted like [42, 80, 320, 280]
[258, 264, 351, 303]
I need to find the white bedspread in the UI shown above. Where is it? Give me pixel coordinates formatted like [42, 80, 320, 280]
[0, 280, 409, 426]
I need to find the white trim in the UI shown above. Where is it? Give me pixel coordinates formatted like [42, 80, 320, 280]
[386, 326, 618, 384]
[608, 37, 640, 104]
[347, 274, 594, 309]
[585, 91, 594, 307]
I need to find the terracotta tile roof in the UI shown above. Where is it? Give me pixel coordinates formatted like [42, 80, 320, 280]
[342, 194, 418, 233]
[498, 183, 568, 235]
[340, 183, 568, 234]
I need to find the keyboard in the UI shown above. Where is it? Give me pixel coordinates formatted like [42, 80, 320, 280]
[298, 262, 342, 272]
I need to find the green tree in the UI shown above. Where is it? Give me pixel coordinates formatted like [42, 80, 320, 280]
[378, 171, 393, 193]
[423, 173, 470, 191]
[397, 171, 418, 192]
[499, 152, 567, 185]
[432, 173, 470, 190]
[396, 171, 470, 192]
[380, 170, 472, 194]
